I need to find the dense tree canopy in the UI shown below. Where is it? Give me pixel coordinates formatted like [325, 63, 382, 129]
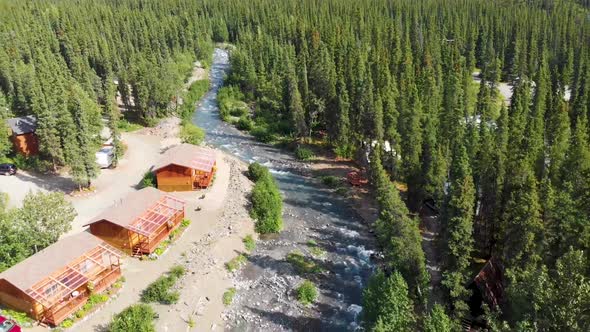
[0, 0, 589, 329]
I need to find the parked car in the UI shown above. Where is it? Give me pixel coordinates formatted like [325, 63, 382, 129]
[0, 315, 21, 332]
[0, 164, 16, 176]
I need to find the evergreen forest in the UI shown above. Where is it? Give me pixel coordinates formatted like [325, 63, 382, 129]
[0, 0, 589, 330]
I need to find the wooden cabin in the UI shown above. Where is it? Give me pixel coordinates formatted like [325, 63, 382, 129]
[0, 232, 122, 326]
[6, 115, 39, 156]
[153, 144, 217, 192]
[84, 187, 186, 256]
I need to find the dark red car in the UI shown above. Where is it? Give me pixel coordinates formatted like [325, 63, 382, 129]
[0, 316, 21, 332]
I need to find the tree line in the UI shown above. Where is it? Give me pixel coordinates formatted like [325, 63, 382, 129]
[0, 0, 213, 186]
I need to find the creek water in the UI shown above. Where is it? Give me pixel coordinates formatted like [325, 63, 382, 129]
[192, 48, 375, 331]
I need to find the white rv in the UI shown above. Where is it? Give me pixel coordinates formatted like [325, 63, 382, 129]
[96, 146, 115, 168]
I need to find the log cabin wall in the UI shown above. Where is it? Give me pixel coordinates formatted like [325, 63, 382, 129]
[0, 279, 34, 317]
[89, 221, 132, 254]
[156, 164, 193, 192]
[11, 133, 39, 156]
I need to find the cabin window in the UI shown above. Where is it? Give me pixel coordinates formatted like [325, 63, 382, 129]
[79, 260, 94, 274]
[44, 283, 59, 297]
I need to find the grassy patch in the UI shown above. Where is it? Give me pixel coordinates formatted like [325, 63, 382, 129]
[179, 79, 210, 120]
[141, 265, 186, 304]
[222, 287, 237, 306]
[180, 120, 205, 145]
[287, 251, 324, 274]
[307, 240, 326, 258]
[243, 235, 256, 252]
[309, 246, 326, 258]
[225, 254, 248, 272]
[117, 119, 144, 132]
[335, 187, 349, 196]
[296, 280, 318, 306]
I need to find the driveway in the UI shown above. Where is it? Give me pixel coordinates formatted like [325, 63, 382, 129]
[0, 132, 163, 235]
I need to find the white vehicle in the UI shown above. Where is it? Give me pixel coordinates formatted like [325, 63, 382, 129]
[96, 146, 115, 168]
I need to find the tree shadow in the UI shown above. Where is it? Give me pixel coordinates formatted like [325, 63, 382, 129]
[13, 170, 77, 193]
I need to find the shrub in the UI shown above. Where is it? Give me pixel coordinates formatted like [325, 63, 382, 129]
[296, 280, 318, 306]
[333, 144, 355, 159]
[230, 106, 248, 117]
[243, 235, 256, 252]
[222, 287, 237, 306]
[141, 170, 156, 188]
[180, 121, 205, 145]
[141, 266, 185, 304]
[287, 251, 323, 274]
[251, 175, 283, 234]
[12, 155, 51, 173]
[247, 162, 269, 181]
[180, 219, 192, 228]
[225, 254, 247, 272]
[88, 293, 108, 305]
[320, 175, 340, 187]
[1, 309, 34, 325]
[109, 304, 156, 332]
[61, 319, 74, 328]
[295, 147, 314, 161]
[251, 126, 275, 143]
[169, 265, 187, 278]
[236, 116, 253, 131]
[335, 187, 348, 196]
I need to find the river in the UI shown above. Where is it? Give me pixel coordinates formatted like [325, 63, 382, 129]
[192, 48, 375, 331]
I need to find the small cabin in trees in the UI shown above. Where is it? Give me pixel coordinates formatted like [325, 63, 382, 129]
[85, 187, 186, 256]
[467, 257, 505, 320]
[153, 144, 217, 192]
[0, 232, 122, 326]
[6, 115, 39, 156]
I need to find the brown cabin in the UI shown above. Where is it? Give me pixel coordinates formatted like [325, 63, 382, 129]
[84, 187, 186, 256]
[6, 115, 39, 156]
[153, 144, 217, 192]
[0, 232, 122, 326]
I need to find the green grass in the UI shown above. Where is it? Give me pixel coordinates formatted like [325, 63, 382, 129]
[180, 120, 205, 145]
[243, 235, 256, 252]
[225, 254, 248, 272]
[222, 287, 237, 306]
[179, 79, 210, 120]
[296, 280, 318, 306]
[287, 251, 324, 274]
[307, 240, 326, 258]
[117, 119, 144, 132]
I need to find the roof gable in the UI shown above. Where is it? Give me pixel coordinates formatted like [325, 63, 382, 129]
[153, 144, 216, 173]
[0, 232, 104, 293]
[6, 115, 37, 135]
